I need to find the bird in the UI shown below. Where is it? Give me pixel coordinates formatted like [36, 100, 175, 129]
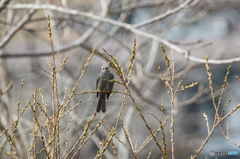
[96, 64, 114, 113]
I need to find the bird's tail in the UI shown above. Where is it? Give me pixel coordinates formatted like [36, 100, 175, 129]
[97, 95, 106, 113]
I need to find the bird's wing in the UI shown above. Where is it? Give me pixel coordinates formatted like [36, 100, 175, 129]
[109, 73, 114, 92]
[96, 75, 100, 97]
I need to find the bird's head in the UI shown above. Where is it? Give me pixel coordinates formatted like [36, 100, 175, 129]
[101, 64, 110, 72]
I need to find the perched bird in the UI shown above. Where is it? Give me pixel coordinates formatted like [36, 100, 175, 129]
[96, 64, 114, 113]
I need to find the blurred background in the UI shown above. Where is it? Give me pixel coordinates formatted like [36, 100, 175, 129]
[0, 0, 240, 158]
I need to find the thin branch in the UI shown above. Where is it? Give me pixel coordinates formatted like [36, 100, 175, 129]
[114, 135, 131, 151]
[185, 41, 212, 50]
[177, 84, 230, 108]
[110, 0, 171, 13]
[0, 81, 13, 97]
[134, 0, 195, 28]
[219, 123, 240, 148]
[144, 65, 193, 81]
[121, 121, 136, 158]
[1, 43, 92, 58]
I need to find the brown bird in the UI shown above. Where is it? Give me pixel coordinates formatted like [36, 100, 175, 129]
[96, 64, 114, 113]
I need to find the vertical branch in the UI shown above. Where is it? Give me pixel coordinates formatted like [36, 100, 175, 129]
[111, 140, 117, 159]
[64, 117, 72, 156]
[160, 100, 169, 159]
[160, 46, 176, 159]
[17, 80, 24, 118]
[205, 56, 218, 125]
[29, 88, 38, 158]
[170, 49, 175, 159]
[203, 113, 210, 135]
[47, 15, 57, 159]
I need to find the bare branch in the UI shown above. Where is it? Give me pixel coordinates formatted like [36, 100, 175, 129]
[134, 0, 195, 28]
[0, 81, 13, 97]
[110, 0, 171, 13]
